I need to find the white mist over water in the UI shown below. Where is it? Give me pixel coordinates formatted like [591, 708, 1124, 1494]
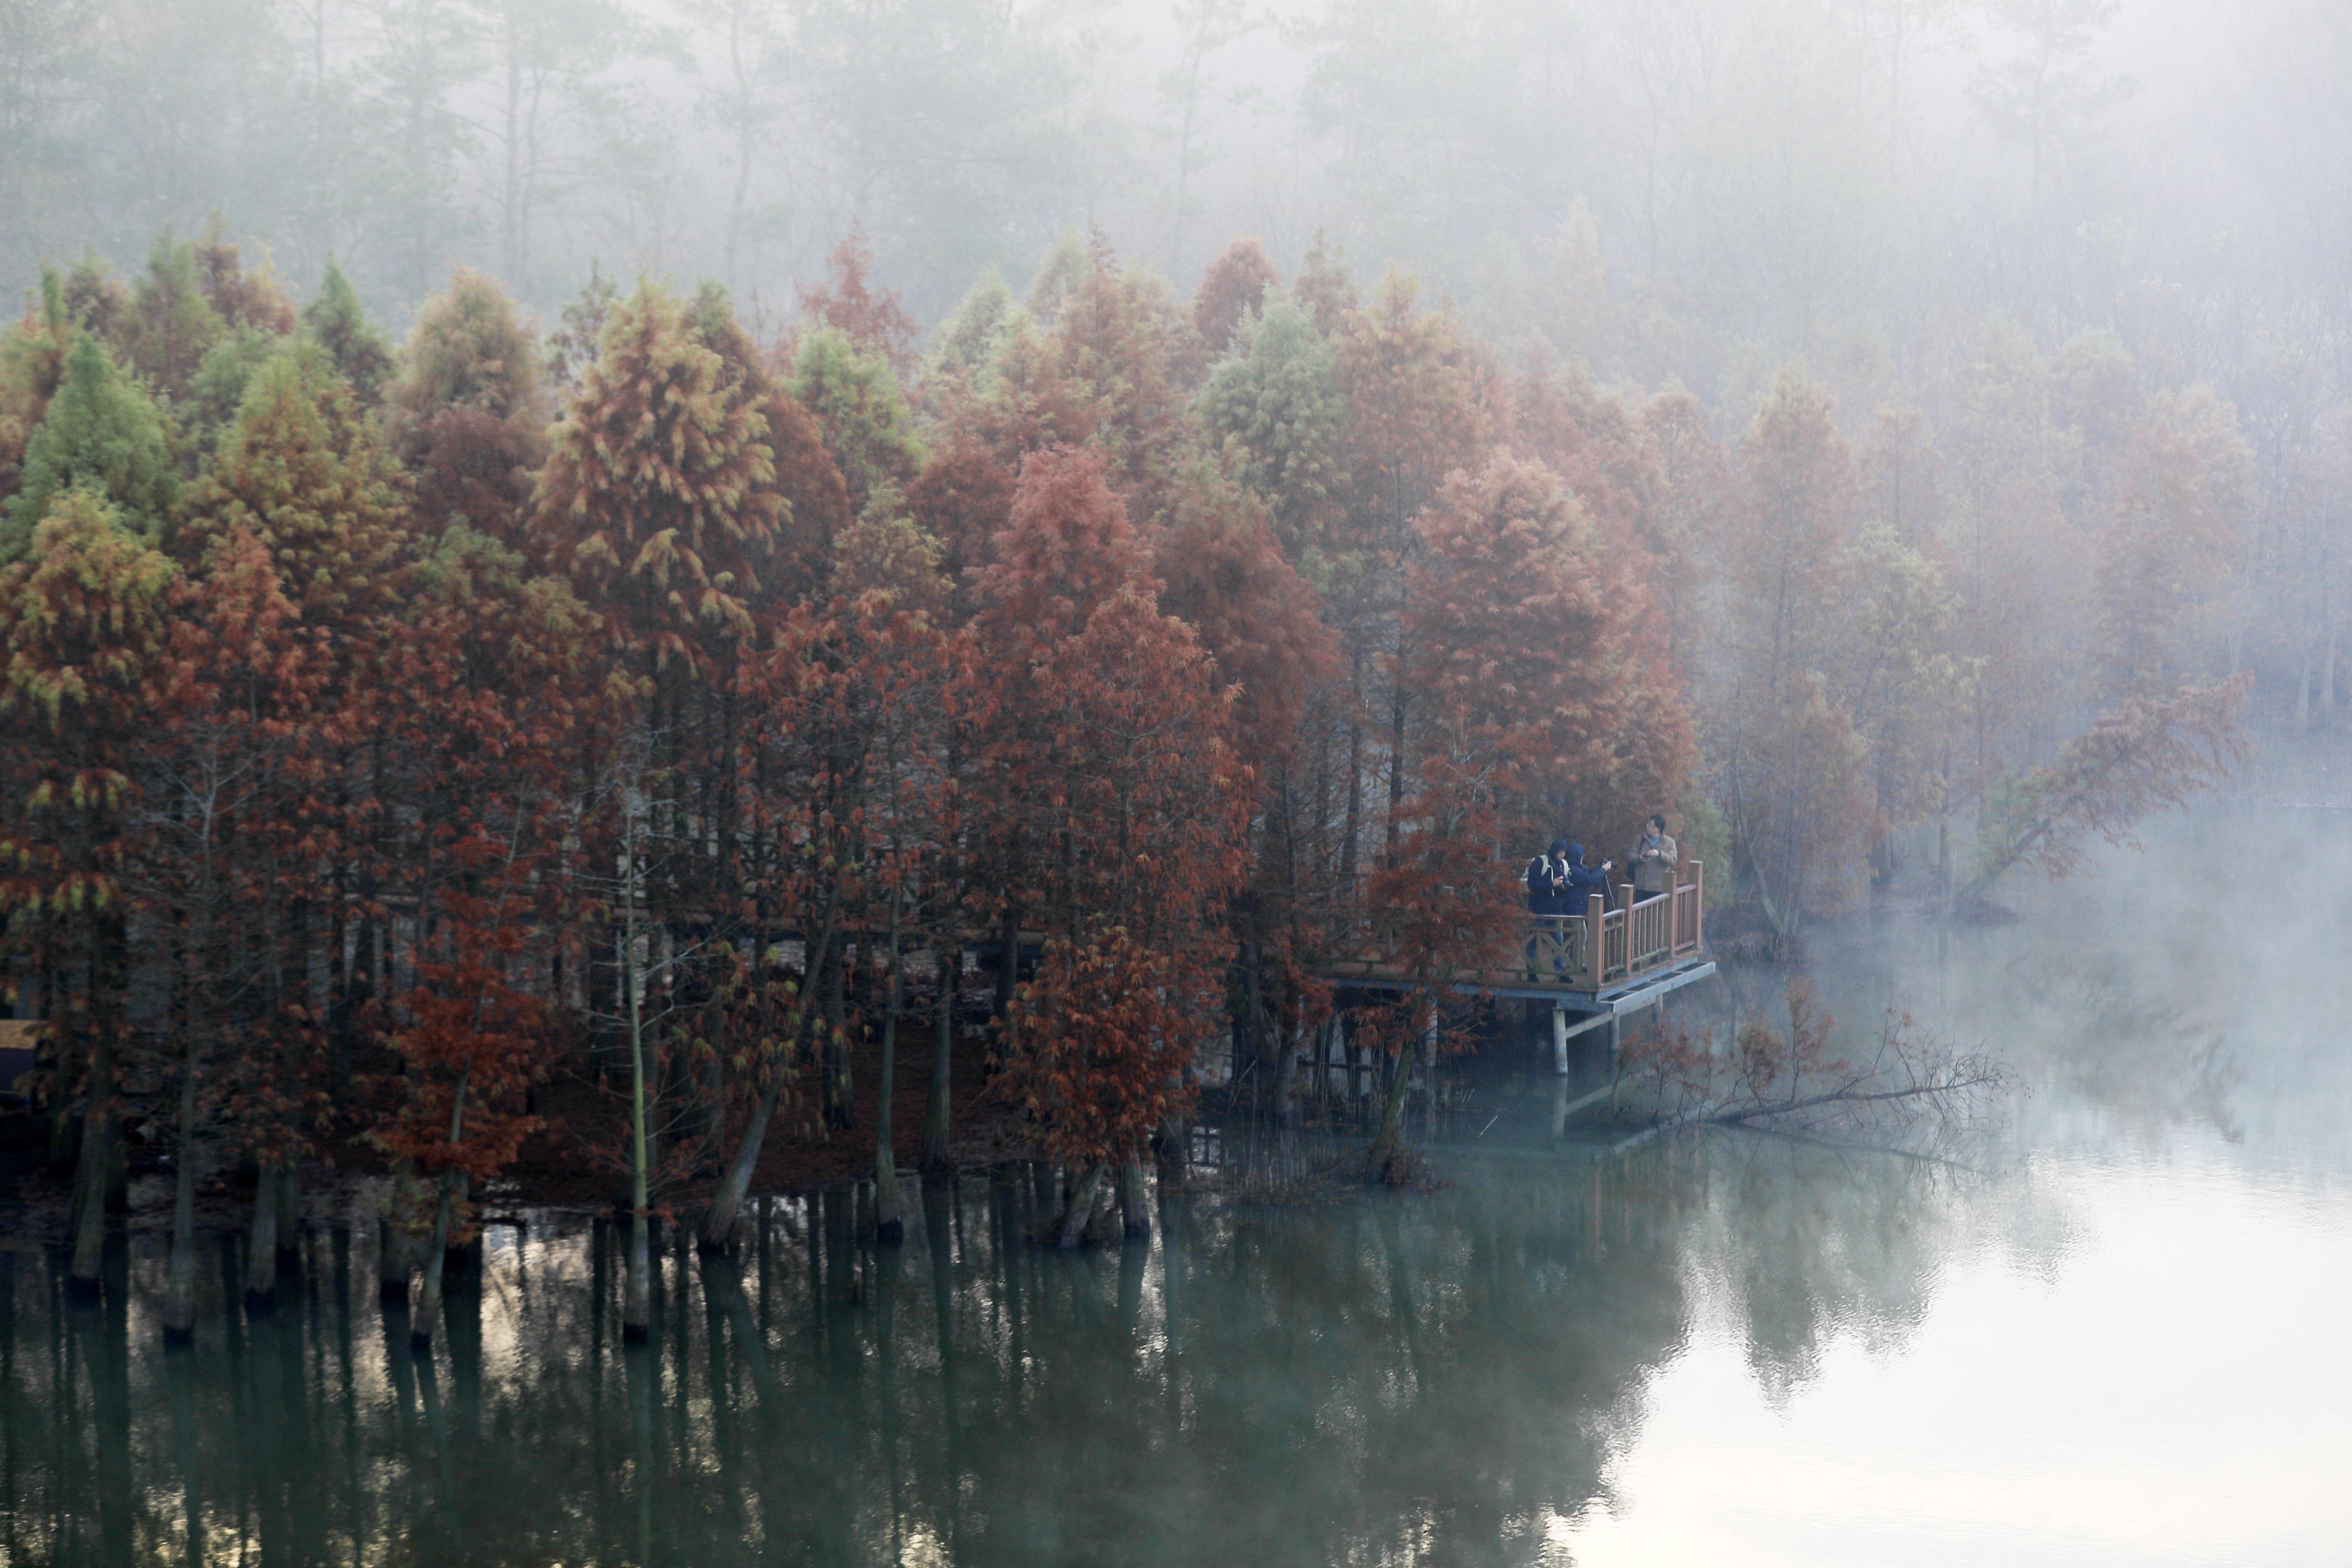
[1545, 805, 2352, 1565]
[1555, 1153, 2352, 1565]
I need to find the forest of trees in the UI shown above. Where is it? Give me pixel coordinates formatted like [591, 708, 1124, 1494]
[0, 210, 2261, 1337]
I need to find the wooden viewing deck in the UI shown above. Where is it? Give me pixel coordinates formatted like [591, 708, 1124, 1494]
[1325, 862, 1718, 1067]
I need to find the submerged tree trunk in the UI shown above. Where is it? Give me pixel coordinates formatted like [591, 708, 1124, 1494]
[162, 1037, 201, 1343]
[873, 898, 907, 1243]
[67, 1023, 116, 1300]
[379, 1213, 411, 1305]
[922, 948, 954, 1173]
[411, 1061, 469, 1348]
[701, 1073, 784, 1254]
[244, 1168, 280, 1308]
[623, 843, 653, 1342]
[412, 1173, 458, 1348]
[1363, 1004, 1432, 1181]
[1117, 1162, 1151, 1240]
[1056, 1165, 1102, 1249]
[701, 897, 844, 1252]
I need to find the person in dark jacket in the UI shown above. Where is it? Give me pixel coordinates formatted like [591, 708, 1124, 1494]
[1559, 842, 1611, 909]
[1524, 839, 1573, 974]
[1524, 838, 1572, 915]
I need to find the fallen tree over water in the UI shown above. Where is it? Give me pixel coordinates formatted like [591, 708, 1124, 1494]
[1616, 980, 2015, 1148]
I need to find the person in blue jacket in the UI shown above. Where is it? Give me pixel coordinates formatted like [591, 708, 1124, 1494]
[1559, 842, 1612, 909]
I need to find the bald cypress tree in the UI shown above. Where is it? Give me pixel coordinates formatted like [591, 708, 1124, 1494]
[389, 270, 548, 553]
[3, 334, 178, 560]
[0, 490, 180, 1296]
[0, 270, 77, 505]
[182, 348, 408, 632]
[116, 237, 227, 409]
[537, 279, 783, 655]
[535, 280, 781, 1311]
[177, 346, 411, 1294]
[303, 261, 395, 404]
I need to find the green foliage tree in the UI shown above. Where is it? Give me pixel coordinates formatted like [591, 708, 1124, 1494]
[790, 325, 925, 513]
[303, 260, 396, 402]
[538, 278, 784, 652]
[181, 347, 410, 633]
[1196, 295, 1349, 561]
[3, 334, 178, 558]
[115, 236, 227, 408]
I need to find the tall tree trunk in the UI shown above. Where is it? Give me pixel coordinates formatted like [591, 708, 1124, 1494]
[823, 934, 852, 1130]
[1155, 1090, 1189, 1188]
[411, 1065, 469, 1348]
[992, 900, 1020, 1022]
[922, 948, 954, 1173]
[379, 1211, 411, 1305]
[623, 835, 653, 1343]
[1239, 934, 1262, 1109]
[1274, 1019, 1300, 1130]
[67, 1014, 114, 1298]
[276, 1165, 301, 1259]
[162, 1036, 200, 1342]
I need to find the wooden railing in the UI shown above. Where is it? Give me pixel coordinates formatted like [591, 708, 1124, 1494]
[1331, 862, 1706, 994]
[1541, 861, 1706, 990]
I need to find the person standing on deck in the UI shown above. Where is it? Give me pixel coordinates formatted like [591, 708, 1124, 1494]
[1628, 815, 1676, 904]
[1525, 838, 1571, 915]
[1560, 842, 1611, 908]
[1525, 839, 1573, 974]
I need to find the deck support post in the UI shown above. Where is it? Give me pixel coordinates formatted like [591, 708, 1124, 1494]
[1551, 1005, 1570, 1077]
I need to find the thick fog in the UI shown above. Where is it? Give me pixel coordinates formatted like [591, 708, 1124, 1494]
[5, 2, 2343, 379]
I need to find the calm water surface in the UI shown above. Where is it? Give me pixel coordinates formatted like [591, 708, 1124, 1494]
[6, 824, 2352, 1565]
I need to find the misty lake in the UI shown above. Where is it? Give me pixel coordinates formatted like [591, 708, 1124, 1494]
[6, 812, 2351, 1567]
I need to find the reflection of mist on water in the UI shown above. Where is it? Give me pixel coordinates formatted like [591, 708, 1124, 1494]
[1550, 802, 2352, 1564]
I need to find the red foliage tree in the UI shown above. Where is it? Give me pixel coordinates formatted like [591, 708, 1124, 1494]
[904, 437, 1019, 625]
[1192, 236, 1280, 359]
[1153, 460, 1337, 774]
[374, 848, 561, 1344]
[963, 447, 1252, 1219]
[793, 229, 920, 376]
[999, 926, 1200, 1244]
[137, 524, 322, 1327]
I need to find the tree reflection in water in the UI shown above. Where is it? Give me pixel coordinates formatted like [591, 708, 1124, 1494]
[0, 1133, 2052, 1568]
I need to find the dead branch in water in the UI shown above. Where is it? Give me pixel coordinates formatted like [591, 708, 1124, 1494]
[1618, 979, 2017, 1146]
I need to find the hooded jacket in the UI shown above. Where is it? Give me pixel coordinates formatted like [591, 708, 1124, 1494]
[1559, 842, 1609, 908]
